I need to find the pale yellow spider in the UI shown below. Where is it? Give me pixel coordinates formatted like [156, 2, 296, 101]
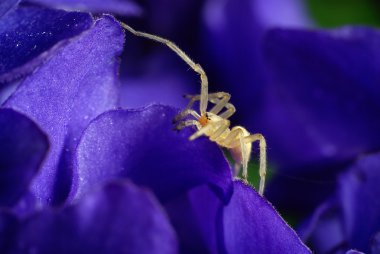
[121, 23, 267, 195]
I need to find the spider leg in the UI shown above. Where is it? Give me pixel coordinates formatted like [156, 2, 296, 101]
[173, 109, 200, 123]
[244, 133, 267, 195]
[188, 118, 226, 141]
[175, 120, 202, 130]
[208, 92, 236, 119]
[222, 127, 252, 185]
[182, 93, 236, 119]
[222, 127, 243, 148]
[121, 23, 209, 115]
[188, 123, 213, 141]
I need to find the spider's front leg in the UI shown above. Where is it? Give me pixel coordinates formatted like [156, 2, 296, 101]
[174, 92, 236, 123]
[173, 95, 202, 123]
[174, 120, 202, 131]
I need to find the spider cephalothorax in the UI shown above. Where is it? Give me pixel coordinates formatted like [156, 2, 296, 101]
[122, 22, 267, 195]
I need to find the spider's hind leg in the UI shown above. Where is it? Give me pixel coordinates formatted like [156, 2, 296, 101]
[244, 133, 267, 195]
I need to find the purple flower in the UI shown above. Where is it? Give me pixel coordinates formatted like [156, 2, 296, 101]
[300, 152, 380, 254]
[0, 2, 311, 253]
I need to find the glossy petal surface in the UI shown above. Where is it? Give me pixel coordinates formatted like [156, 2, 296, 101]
[0, 109, 48, 206]
[0, 7, 93, 83]
[27, 0, 141, 16]
[13, 181, 178, 254]
[74, 105, 233, 203]
[4, 16, 123, 205]
[223, 181, 311, 253]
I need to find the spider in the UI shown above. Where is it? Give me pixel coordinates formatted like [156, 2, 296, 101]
[121, 22, 267, 195]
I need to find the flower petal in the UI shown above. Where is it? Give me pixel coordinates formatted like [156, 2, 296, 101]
[254, 0, 312, 28]
[27, 0, 141, 16]
[346, 250, 366, 254]
[201, 0, 266, 117]
[0, 210, 19, 253]
[4, 15, 123, 205]
[13, 180, 178, 253]
[339, 152, 380, 251]
[73, 105, 233, 203]
[0, 0, 18, 17]
[164, 184, 223, 253]
[223, 181, 311, 253]
[0, 108, 48, 206]
[0, 6, 93, 84]
[263, 27, 380, 169]
[301, 152, 380, 253]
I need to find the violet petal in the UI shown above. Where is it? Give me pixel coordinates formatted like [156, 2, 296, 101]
[0, 0, 18, 18]
[13, 180, 178, 253]
[0, 6, 93, 84]
[73, 105, 233, 203]
[346, 250, 366, 254]
[253, 0, 312, 28]
[0, 108, 48, 206]
[339, 152, 380, 251]
[4, 15, 123, 205]
[298, 197, 346, 253]
[0, 211, 19, 253]
[223, 181, 311, 253]
[371, 232, 380, 254]
[300, 152, 380, 253]
[164, 184, 223, 253]
[263, 27, 380, 169]
[26, 0, 141, 16]
[201, 0, 267, 118]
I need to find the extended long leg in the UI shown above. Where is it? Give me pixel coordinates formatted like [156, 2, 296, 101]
[244, 133, 267, 195]
[121, 23, 209, 115]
